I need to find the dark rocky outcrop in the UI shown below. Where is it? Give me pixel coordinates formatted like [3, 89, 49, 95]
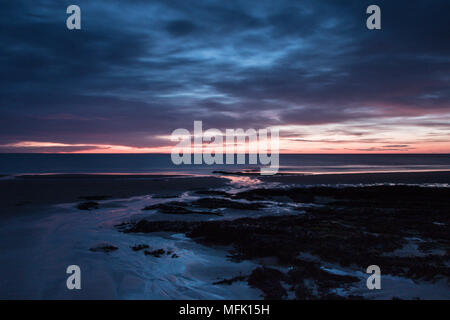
[248, 267, 287, 300]
[89, 243, 118, 253]
[119, 185, 450, 299]
[213, 275, 247, 285]
[131, 244, 149, 251]
[144, 248, 166, 257]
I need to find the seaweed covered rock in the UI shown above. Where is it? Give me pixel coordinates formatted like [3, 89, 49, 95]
[248, 267, 287, 300]
[131, 244, 149, 251]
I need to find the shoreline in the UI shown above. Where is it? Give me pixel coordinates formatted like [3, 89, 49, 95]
[1, 170, 449, 211]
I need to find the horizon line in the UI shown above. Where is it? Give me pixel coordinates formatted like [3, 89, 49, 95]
[1, 152, 450, 155]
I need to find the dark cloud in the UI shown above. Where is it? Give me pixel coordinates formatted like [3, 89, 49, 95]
[166, 20, 198, 37]
[0, 0, 449, 151]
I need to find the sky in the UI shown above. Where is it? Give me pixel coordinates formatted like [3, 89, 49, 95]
[0, 0, 449, 153]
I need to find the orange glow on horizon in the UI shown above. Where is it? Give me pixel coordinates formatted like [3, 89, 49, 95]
[1, 139, 450, 154]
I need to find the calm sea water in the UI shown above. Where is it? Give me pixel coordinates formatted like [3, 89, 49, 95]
[1, 154, 450, 175]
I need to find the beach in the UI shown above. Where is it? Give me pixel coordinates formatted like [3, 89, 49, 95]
[2, 170, 450, 210]
[0, 170, 449, 299]
[2, 0, 449, 307]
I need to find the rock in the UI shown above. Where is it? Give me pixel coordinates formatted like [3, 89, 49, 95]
[131, 244, 149, 251]
[89, 243, 118, 253]
[144, 248, 166, 257]
[293, 282, 315, 300]
[248, 267, 287, 300]
[213, 275, 247, 285]
[287, 260, 359, 299]
[122, 185, 450, 291]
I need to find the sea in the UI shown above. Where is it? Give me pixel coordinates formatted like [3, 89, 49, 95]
[0, 153, 450, 175]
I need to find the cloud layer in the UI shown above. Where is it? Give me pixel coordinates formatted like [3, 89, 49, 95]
[1, 0, 449, 153]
